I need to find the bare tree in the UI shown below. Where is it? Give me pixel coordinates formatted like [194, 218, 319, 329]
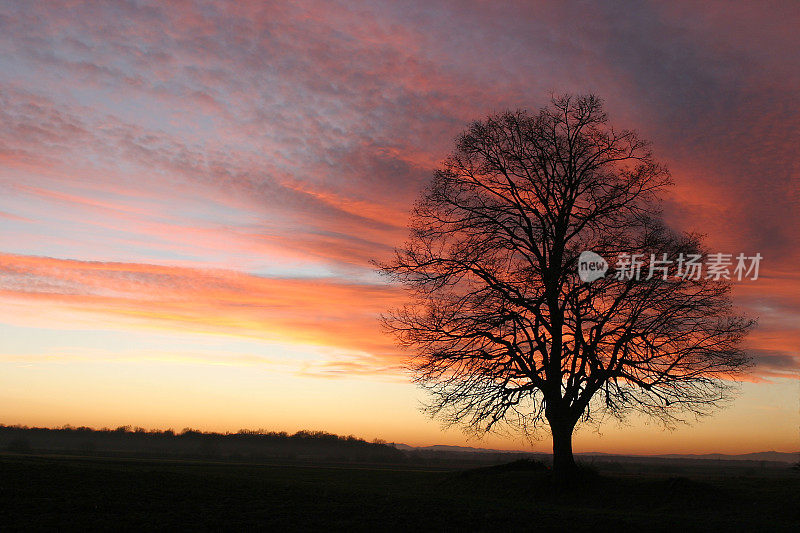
[379, 95, 753, 480]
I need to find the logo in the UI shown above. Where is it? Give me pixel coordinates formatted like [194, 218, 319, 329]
[578, 251, 608, 282]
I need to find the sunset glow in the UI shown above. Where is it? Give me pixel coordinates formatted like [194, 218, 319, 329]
[0, 1, 797, 455]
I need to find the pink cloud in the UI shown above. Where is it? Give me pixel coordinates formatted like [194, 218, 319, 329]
[0, 0, 797, 384]
[0, 253, 405, 368]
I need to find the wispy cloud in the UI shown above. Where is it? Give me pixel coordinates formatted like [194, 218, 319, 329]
[0, 0, 797, 387]
[0, 253, 404, 366]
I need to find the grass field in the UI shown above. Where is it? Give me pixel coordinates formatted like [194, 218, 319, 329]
[1, 453, 798, 531]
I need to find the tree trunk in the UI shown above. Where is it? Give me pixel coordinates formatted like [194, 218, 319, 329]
[550, 419, 577, 482]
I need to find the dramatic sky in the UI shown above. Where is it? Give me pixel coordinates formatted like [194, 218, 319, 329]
[0, 1, 797, 453]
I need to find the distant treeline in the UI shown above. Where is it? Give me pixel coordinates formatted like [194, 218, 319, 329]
[0, 424, 403, 463]
[0, 424, 544, 467]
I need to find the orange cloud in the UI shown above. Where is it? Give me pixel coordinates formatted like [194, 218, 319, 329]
[0, 253, 406, 373]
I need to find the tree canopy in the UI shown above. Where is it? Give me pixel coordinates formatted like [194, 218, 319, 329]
[379, 95, 754, 478]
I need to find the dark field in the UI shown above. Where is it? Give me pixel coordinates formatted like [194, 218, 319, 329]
[1, 453, 798, 531]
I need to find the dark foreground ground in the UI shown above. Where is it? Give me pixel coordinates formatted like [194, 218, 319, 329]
[0, 453, 798, 531]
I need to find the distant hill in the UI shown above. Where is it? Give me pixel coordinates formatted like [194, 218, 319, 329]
[653, 451, 799, 463]
[393, 443, 536, 454]
[393, 443, 799, 463]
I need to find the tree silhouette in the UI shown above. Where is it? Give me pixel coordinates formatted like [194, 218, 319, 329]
[379, 95, 754, 480]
